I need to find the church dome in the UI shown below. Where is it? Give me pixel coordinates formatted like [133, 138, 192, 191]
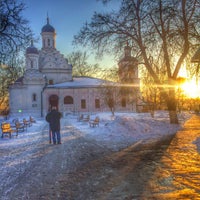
[26, 41, 38, 54]
[41, 17, 55, 33]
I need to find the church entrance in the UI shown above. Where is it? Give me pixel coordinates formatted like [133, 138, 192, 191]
[49, 95, 59, 110]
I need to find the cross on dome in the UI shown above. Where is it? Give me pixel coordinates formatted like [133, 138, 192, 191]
[41, 15, 55, 33]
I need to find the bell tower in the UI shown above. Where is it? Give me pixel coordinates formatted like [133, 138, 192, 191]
[118, 43, 140, 111]
[41, 16, 56, 49]
[118, 42, 139, 84]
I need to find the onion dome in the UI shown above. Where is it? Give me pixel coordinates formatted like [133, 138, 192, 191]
[119, 42, 138, 63]
[41, 17, 55, 33]
[26, 40, 38, 54]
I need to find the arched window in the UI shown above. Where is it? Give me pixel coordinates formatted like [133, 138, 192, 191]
[32, 93, 37, 102]
[64, 96, 73, 104]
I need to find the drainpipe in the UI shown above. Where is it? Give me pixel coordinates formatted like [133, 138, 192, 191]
[41, 76, 47, 117]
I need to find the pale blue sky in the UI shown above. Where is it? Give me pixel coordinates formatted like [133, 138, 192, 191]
[22, 0, 120, 67]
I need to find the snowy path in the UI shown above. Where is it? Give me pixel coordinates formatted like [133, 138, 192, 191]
[0, 118, 112, 199]
[0, 120, 48, 199]
[0, 111, 198, 199]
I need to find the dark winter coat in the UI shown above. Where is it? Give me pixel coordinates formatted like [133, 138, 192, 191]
[46, 109, 62, 132]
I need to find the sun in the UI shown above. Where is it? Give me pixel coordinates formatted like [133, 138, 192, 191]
[180, 79, 200, 98]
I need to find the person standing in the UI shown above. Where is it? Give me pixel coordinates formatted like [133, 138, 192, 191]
[46, 107, 52, 144]
[46, 106, 62, 144]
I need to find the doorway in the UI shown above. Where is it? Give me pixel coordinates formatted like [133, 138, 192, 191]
[49, 95, 59, 110]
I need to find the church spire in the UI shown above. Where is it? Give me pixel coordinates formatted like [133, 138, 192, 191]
[124, 41, 131, 57]
[31, 39, 34, 47]
[47, 12, 49, 25]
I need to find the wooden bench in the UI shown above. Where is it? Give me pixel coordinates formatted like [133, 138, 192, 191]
[23, 118, 32, 129]
[78, 114, 90, 122]
[15, 121, 25, 133]
[12, 118, 19, 124]
[1, 122, 17, 138]
[77, 114, 84, 121]
[82, 115, 90, 122]
[89, 117, 100, 127]
[30, 116, 36, 123]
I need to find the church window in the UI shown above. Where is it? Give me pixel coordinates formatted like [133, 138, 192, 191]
[95, 99, 100, 108]
[81, 99, 86, 109]
[43, 39, 45, 47]
[64, 96, 73, 104]
[31, 60, 34, 68]
[32, 93, 37, 102]
[121, 98, 126, 107]
[48, 39, 50, 46]
[49, 80, 54, 85]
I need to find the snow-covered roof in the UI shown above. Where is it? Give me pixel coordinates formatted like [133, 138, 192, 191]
[47, 76, 116, 89]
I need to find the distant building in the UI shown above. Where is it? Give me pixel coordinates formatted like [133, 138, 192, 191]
[9, 18, 141, 117]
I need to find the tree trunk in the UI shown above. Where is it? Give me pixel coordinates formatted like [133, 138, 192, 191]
[169, 110, 178, 124]
[167, 88, 179, 124]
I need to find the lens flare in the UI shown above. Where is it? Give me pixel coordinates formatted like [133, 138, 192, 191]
[181, 79, 200, 98]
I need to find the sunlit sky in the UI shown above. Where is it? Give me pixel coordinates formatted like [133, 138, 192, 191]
[22, 0, 119, 67]
[22, 1, 200, 98]
[178, 63, 200, 98]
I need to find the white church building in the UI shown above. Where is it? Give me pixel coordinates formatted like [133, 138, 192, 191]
[9, 18, 140, 117]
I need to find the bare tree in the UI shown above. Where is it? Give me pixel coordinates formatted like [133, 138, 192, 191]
[74, 0, 200, 123]
[0, 0, 32, 64]
[99, 82, 119, 116]
[101, 66, 119, 82]
[67, 51, 102, 77]
[0, 0, 32, 113]
[0, 55, 24, 113]
[68, 50, 121, 115]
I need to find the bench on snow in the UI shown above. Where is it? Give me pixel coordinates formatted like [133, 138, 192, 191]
[23, 118, 32, 129]
[77, 114, 90, 122]
[1, 122, 18, 138]
[89, 117, 100, 127]
[29, 116, 36, 123]
[15, 121, 25, 133]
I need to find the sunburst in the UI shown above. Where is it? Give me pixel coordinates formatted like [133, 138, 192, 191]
[181, 79, 200, 98]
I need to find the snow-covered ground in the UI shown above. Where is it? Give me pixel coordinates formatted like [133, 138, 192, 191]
[66, 111, 193, 148]
[0, 111, 193, 149]
[0, 110, 199, 199]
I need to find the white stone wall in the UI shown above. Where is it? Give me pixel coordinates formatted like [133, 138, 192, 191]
[39, 49, 72, 84]
[41, 86, 137, 117]
[9, 84, 44, 117]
